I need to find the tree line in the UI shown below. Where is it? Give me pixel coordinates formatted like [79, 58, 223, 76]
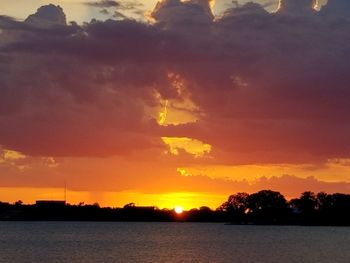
[0, 190, 349, 225]
[217, 190, 350, 225]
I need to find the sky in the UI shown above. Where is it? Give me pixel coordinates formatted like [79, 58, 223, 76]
[0, 0, 350, 210]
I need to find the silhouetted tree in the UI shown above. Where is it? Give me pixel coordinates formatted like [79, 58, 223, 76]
[218, 193, 249, 223]
[300, 192, 318, 213]
[316, 192, 330, 210]
[15, 200, 23, 206]
[314, 192, 331, 224]
[290, 191, 318, 224]
[92, 202, 100, 208]
[328, 193, 350, 225]
[247, 190, 289, 224]
[199, 206, 211, 212]
[124, 203, 136, 209]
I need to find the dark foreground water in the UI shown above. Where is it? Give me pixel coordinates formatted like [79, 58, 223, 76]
[0, 222, 349, 263]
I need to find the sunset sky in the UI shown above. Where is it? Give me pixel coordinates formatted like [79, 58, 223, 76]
[1, 0, 350, 210]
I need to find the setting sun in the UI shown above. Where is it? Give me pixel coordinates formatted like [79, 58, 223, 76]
[174, 206, 184, 214]
[0, 0, 349, 261]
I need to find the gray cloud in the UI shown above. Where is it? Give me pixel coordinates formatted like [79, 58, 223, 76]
[86, 0, 144, 18]
[86, 0, 120, 8]
[25, 4, 67, 26]
[320, 0, 350, 18]
[277, 0, 317, 15]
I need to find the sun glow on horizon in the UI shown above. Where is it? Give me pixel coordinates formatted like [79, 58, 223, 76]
[0, 188, 225, 210]
[174, 206, 184, 214]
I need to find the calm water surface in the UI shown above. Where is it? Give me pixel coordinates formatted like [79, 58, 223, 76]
[0, 222, 349, 263]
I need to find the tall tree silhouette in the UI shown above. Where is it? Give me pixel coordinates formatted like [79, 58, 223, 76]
[218, 193, 249, 223]
[247, 190, 289, 224]
[290, 191, 318, 224]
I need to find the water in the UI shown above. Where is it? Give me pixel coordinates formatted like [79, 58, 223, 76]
[0, 222, 349, 263]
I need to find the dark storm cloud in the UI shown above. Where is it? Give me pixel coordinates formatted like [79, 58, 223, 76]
[1, 0, 350, 164]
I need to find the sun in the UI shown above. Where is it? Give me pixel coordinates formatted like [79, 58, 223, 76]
[174, 206, 184, 214]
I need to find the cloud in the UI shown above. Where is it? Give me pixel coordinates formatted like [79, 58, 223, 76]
[25, 4, 67, 26]
[320, 0, 350, 18]
[86, 0, 120, 8]
[1, 149, 349, 197]
[1, 0, 350, 168]
[151, 0, 214, 28]
[221, 2, 269, 18]
[277, 0, 317, 15]
[86, 0, 144, 18]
